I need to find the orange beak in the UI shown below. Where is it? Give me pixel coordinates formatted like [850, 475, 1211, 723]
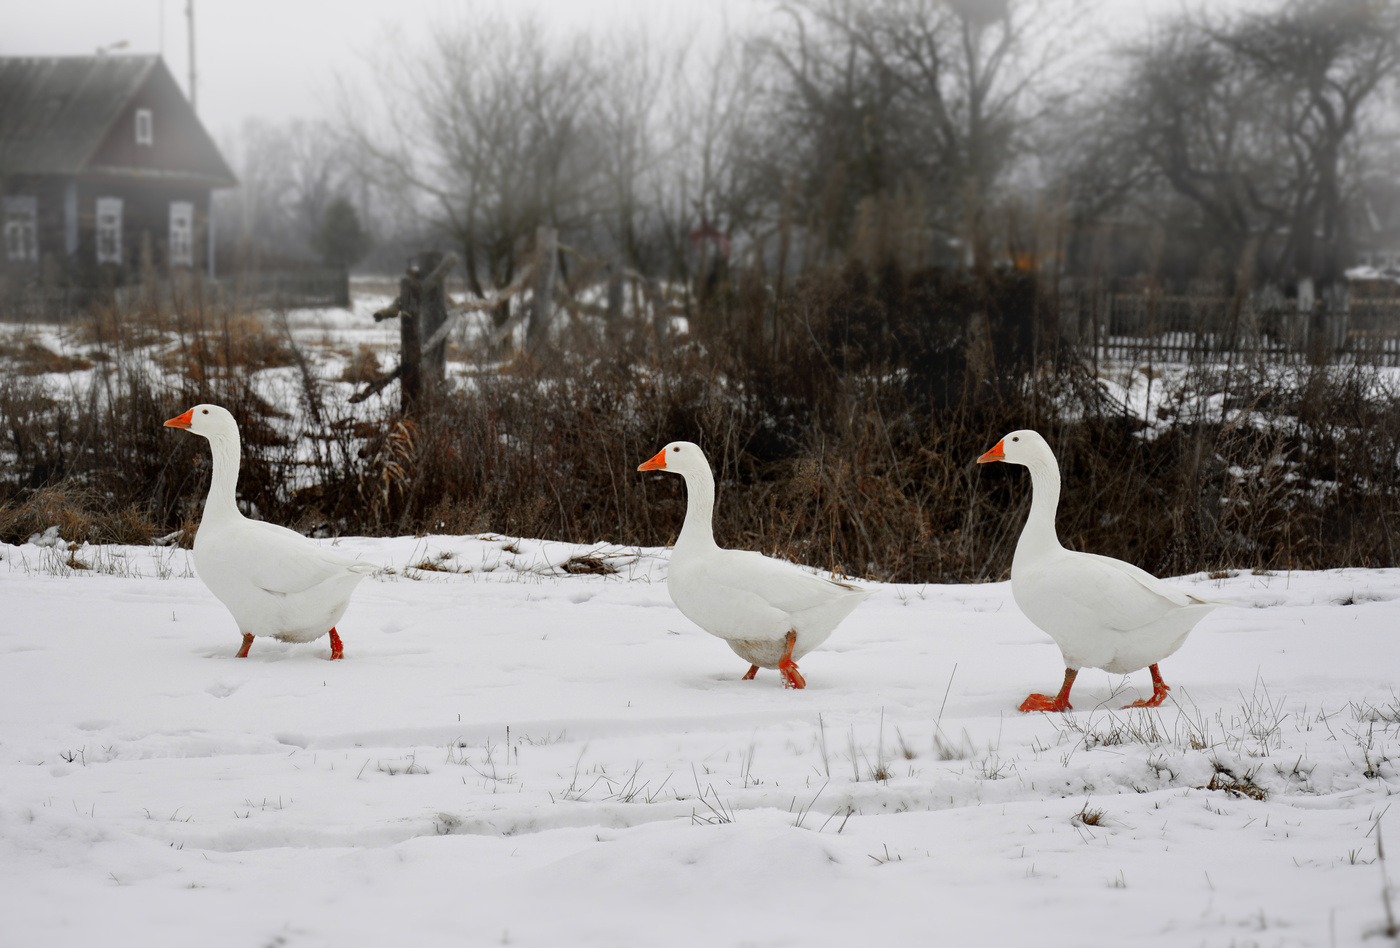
[637, 448, 668, 472]
[164, 409, 194, 430]
[976, 439, 1005, 464]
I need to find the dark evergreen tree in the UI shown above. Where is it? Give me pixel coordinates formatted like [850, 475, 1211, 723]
[312, 197, 372, 270]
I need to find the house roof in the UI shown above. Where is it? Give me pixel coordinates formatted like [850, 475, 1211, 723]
[0, 55, 235, 187]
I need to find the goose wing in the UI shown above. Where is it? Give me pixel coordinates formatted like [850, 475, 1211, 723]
[1028, 551, 1201, 633]
[209, 520, 371, 596]
[691, 546, 862, 613]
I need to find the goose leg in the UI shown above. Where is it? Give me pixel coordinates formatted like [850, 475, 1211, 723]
[1019, 668, 1077, 712]
[1122, 664, 1170, 708]
[742, 665, 759, 680]
[235, 633, 254, 658]
[778, 631, 806, 690]
[328, 628, 344, 661]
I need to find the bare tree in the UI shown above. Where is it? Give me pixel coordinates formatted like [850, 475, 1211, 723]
[341, 13, 604, 321]
[591, 27, 693, 278]
[1066, 0, 1400, 290]
[1225, 0, 1400, 289]
[217, 118, 353, 266]
[746, 0, 1077, 268]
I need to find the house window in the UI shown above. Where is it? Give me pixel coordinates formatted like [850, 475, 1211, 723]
[169, 201, 194, 267]
[96, 197, 123, 265]
[3, 196, 38, 263]
[135, 108, 153, 146]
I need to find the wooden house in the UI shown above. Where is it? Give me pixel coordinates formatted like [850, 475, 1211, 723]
[0, 55, 236, 283]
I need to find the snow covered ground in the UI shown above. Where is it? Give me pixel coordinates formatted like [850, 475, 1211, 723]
[2, 534, 1399, 947]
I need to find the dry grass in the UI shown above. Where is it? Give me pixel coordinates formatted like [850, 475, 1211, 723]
[338, 344, 383, 384]
[561, 555, 620, 575]
[0, 486, 157, 547]
[155, 313, 299, 380]
[1199, 761, 1269, 800]
[1072, 803, 1107, 827]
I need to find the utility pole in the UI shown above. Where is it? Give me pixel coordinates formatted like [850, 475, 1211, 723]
[186, 0, 197, 113]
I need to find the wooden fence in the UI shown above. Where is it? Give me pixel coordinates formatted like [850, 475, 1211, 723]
[216, 268, 350, 309]
[104, 268, 349, 314]
[1058, 292, 1400, 366]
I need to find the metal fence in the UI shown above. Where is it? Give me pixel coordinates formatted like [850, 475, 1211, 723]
[1058, 291, 1400, 366]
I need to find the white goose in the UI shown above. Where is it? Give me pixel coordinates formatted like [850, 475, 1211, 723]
[165, 404, 375, 659]
[977, 429, 1223, 711]
[638, 441, 871, 688]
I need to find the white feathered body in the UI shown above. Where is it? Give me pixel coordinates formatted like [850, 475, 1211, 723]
[667, 548, 872, 666]
[194, 516, 373, 643]
[1011, 546, 1220, 674]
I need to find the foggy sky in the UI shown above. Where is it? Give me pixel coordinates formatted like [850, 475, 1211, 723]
[1, 0, 1255, 141]
[0, 0, 727, 139]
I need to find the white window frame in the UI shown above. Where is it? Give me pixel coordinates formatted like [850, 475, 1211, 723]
[169, 201, 194, 268]
[96, 197, 123, 265]
[135, 108, 153, 146]
[3, 195, 38, 263]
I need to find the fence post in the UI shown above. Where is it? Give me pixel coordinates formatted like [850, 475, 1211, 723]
[527, 226, 557, 348]
[416, 250, 450, 382]
[399, 268, 422, 412]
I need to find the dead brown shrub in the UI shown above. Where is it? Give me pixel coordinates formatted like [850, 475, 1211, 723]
[339, 344, 383, 384]
[0, 486, 156, 546]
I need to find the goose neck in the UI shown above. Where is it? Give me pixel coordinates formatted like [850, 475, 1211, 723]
[1017, 456, 1063, 555]
[202, 433, 244, 522]
[675, 466, 719, 552]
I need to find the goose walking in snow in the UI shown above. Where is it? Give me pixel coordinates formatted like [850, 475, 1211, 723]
[977, 430, 1223, 711]
[638, 441, 871, 688]
[165, 405, 375, 659]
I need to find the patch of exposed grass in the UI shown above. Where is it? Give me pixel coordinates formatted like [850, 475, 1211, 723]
[0, 487, 157, 547]
[1072, 803, 1106, 827]
[0, 340, 94, 375]
[410, 551, 468, 574]
[1199, 760, 1268, 800]
[157, 314, 300, 379]
[338, 344, 383, 384]
[562, 554, 619, 575]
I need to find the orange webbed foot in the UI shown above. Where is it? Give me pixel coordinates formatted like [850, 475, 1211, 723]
[742, 665, 759, 680]
[236, 633, 254, 658]
[1018, 668, 1077, 712]
[328, 628, 344, 661]
[1019, 693, 1071, 712]
[780, 661, 806, 689]
[777, 630, 805, 689]
[1122, 665, 1169, 708]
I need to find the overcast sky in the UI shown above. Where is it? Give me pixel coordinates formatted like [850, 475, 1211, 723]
[2, 0, 1262, 142]
[0, 0, 731, 138]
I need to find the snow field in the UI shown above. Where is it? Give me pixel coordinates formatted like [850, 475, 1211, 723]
[1, 534, 1398, 946]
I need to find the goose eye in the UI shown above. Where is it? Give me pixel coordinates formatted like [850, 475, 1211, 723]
[202, 409, 209, 414]
[672, 446, 679, 452]
[1011, 436, 1019, 442]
